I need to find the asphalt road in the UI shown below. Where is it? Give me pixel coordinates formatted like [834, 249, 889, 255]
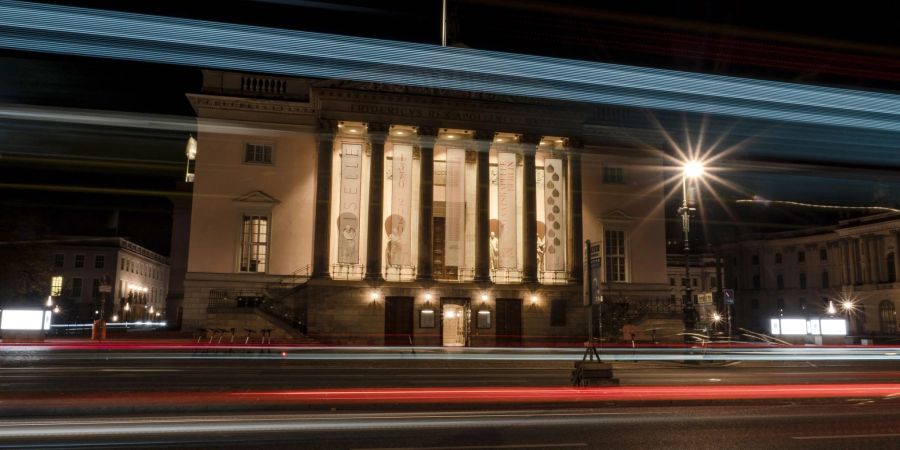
[3, 403, 900, 449]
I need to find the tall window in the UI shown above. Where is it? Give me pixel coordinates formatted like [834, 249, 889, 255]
[50, 276, 63, 296]
[94, 255, 105, 269]
[602, 166, 624, 183]
[54, 254, 64, 268]
[604, 230, 626, 282]
[244, 143, 273, 164]
[820, 248, 828, 261]
[71, 278, 83, 298]
[880, 300, 897, 334]
[74, 255, 85, 268]
[797, 251, 805, 263]
[821, 271, 830, 288]
[799, 273, 807, 289]
[240, 215, 269, 273]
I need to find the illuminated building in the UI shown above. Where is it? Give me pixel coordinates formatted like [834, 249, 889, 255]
[180, 70, 670, 345]
[721, 212, 900, 337]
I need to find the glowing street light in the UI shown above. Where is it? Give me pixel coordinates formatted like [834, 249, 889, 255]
[679, 159, 706, 341]
[712, 312, 722, 323]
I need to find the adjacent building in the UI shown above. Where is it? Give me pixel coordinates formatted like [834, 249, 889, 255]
[720, 212, 900, 337]
[180, 70, 672, 345]
[47, 237, 170, 324]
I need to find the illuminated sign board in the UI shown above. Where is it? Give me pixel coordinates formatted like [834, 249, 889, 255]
[0, 310, 51, 331]
[769, 317, 846, 336]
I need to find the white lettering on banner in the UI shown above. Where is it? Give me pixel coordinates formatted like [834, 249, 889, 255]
[445, 148, 466, 267]
[543, 158, 566, 271]
[388, 144, 413, 266]
[337, 143, 361, 264]
[497, 152, 517, 268]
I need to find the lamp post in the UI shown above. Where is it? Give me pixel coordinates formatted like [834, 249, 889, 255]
[680, 161, 704, 342]
[840, 299, 856, 341]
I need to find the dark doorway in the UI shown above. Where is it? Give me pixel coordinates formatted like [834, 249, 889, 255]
[495, 298, 522, 346]
[384, 296, 414, 346]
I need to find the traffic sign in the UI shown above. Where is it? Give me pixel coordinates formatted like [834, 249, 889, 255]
[724, 289, 735, 305]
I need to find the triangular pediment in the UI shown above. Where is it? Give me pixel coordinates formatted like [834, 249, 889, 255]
[602, 209, 634, 222]
[233, 191, 279, 205]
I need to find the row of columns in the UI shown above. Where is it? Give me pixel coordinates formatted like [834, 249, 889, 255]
[838, 234, 900, 286]
[311, 123, 583, 284]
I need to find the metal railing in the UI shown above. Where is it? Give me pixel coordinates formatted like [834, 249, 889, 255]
[330, 264, 366, 280]
[539, 270, 569, 284]
[491, 268, 523, 284]
[384, 265, 417, 282]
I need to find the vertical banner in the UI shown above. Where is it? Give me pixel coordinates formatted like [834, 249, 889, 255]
[543, 158, 566, 271]
[445, 148, 466, 268]
[388, 144, 413, 266]
[497, 152, 517, 268]
[337, 143, 361, 264]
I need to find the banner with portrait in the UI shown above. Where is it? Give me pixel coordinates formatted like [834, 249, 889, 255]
[497, 152, 517, 269]
[337, 143, 362, 264]
[445, 147, 466, 268]
[388, 144, 413, 266]
[543, 158, 566, 271]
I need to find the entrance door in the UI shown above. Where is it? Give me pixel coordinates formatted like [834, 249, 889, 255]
[384, 297, 414, 346]
[441, 298, 470, 346]
[496, 298, 522, 346]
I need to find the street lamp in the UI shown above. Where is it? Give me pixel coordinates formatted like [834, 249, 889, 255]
[680, 160, 704, 341]
[840, 299, 856, 337]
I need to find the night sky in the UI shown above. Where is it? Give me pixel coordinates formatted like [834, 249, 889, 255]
[2, 0, 900, 254]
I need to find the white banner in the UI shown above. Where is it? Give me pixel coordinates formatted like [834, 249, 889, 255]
[337, 143, 361, 264]
[388, 144, 413, 266]
[445, 148, 466, 267]
[497, 152, 517, 269]
[543, 158, 566, 271]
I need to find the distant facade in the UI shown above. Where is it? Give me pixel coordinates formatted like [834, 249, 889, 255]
[181, 70, 671, 345]
[665, 253, 722, 328]
[720, 213, 900, 337]
[47, 237, 169, 323]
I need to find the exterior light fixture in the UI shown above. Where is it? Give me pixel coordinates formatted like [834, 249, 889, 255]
[370, 291, 380, 302]
[826, 301, 837, 315]
[683, 160, 705, 178]
[52, 305, 60, 314]
[112, 314, 119, 322]
[480, 293, 488, 302]
[124, 303, 131, 312]
[496, 138, 505, 143]
[712, 313, 722, 323]
[446, 134, 456, 139]
[45, 296, 53, 307]
[530, 294, 538, 304]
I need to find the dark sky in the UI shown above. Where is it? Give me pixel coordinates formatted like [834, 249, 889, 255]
[2, 0, 900, 253]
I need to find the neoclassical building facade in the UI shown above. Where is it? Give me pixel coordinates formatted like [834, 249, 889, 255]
[181, 70, 670, 345]
[721, 212, 900, 337]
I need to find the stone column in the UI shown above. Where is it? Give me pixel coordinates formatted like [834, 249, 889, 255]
[853, 238, 863, 284]
[568, 148, 583, 282]
[416, 130, 436, 282]
[870, 236, 881, 283]
[521, 136, 539, 283]
[894, 231, 900, 282]
[840, 240, 851, 286]
[473, 131, 492, 282]
[365, 126, 387, 281]
[312, 122, 335, 279]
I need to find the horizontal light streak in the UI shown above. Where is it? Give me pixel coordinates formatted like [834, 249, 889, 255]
[3, 1, 900, 133]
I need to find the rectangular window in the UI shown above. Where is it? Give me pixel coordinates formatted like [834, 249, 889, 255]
[94, 255, 105, 269]
[54, 254, 64, 268]
[682, 278, 689, 287]
[798, 251, 805, 263]
[244, 143, 273, 164]
[820, 248, 828, 261]
[821, 271, 829, 288]
[550, 299, 566, 327]
[71, 278, 83, 298]
[240, 215, 269, 273]
[74, 254, 85, 268]
[799, 273, 807, 289]
[120, 258, 125, 270]
[604, 230, 626, 282]
[50, 276, 63, 296]
[669, 277, 675, 286]
[602, 166, 624, 183]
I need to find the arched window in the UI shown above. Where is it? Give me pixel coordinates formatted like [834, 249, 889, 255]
[887, 253, 896, 283]
[879, 300, 897, 334]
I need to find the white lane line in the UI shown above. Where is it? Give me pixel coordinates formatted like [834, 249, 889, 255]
[793, 433, 900, 440]
[355, 444, 587, 450]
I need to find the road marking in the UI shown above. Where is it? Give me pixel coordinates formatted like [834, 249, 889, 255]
[793, 433, 900, 440]
[354, 444, 587, 450]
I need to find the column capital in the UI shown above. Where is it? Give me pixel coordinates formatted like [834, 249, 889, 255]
[520, 133, 542, 146]
[472, 129, 493, 143]
[417, 125, 439, 138]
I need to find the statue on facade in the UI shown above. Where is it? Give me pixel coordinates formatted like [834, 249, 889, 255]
[385, 215, 406, 266]
[536, 233, 546, 272]
[489, 231, 499, 271]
